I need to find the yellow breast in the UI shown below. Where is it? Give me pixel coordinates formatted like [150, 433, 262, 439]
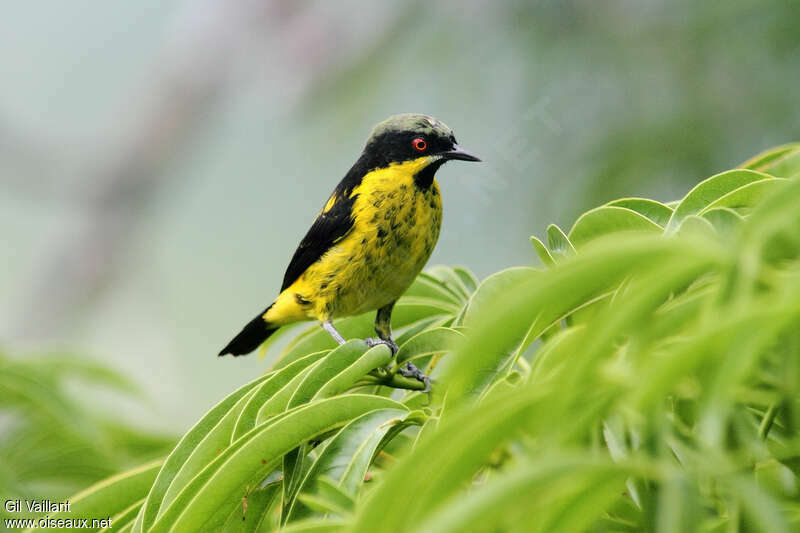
[270, 157, 443, 324]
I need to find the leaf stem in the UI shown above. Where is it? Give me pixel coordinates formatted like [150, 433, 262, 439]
[758, 403, 779, 440]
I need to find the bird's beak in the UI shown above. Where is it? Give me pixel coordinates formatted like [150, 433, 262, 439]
[442, 144, 482, 162]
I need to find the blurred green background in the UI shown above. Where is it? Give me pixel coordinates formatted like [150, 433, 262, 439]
[2, 0, 799, 431]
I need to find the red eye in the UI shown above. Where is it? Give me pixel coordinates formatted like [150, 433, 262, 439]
[412, 138, 427, 151]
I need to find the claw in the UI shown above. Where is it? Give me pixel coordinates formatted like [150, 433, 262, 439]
[397, 361, 432, 393]
[365, 337, 399, 355]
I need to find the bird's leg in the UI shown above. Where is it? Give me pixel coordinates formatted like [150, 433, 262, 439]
[365, 301, 399, 355]
[397, 361, 431, 393]
[321, 320, 346, 345]
[369, 301, 432, 392]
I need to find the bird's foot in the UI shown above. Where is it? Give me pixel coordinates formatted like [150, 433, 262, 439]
[397, 361, 432, 393]
[365, 337, 399, 355]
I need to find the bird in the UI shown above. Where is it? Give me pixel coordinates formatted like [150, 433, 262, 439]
[219, 113, 481, 389]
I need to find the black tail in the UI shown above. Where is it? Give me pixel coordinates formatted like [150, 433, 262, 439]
[219, 305, 278, 356]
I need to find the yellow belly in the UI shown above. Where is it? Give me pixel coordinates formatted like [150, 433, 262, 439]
[266, 158, 442, 325]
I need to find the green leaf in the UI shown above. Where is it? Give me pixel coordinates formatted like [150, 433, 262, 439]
[449, 235, 721, 405]
[149, 395, 405, 532]
[700, 178, 788, 215]
[404, 272, 463, 305]
[462, 267, 539, 329]
[160, 387, 261, 511]
[451, 267, 479, 294]
[297, 478, 357, 518]
[606, 197, 673, 227]
[654, 474, 702, 533]
[529, 325, 583, 384]
[334, 414, 410, 496]
[396, 327, 464, 365]
[676, 214, 716, 238]
[425, 265, 473, 301]
[384, 297, 459, 325]
[729, 477, 792, 533]
[288, 341, 373, 408]
[393, 315, 452, 347]
[666, 169, 771, 231]
[256, 364, 321, 424]
[546, 223, 575, 260]
[42, 460, 161, 533]
[759, 146, 800, 178]
[279, 519, 347, 533]
[740, 142, 800, 170]
[98, 500, 144, 532]
[414, 458, 631, 533]
[530, 236, 555, 267]
[280, 343, 392, 514]
[219, 483, 281, 533]
[296, 492, 351, 517]
[348, 390, 540, 533]
[232, 350, 329, 440]
[313, 346, 393, 400]
[701, 207, 743, 236]
[286, 408, 409, 522]
[140, 375, 271, 531]
[568, 206, 663, 248]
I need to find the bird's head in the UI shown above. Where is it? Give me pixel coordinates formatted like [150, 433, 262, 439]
[356, 114, 480, 186]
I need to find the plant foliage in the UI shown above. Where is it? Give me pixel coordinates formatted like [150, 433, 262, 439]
[31, 142, 800, 532]
[0, 352, 174, 523]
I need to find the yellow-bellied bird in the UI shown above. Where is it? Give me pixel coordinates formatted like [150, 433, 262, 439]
[219, 114, 480, 389]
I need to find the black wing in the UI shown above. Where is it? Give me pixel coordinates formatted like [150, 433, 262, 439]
[280, 190, 358, 292]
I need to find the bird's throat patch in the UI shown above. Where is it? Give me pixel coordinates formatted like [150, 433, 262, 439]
[414, 159, 446, 189]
